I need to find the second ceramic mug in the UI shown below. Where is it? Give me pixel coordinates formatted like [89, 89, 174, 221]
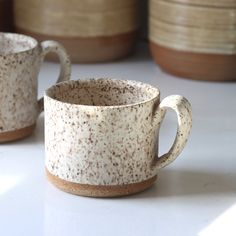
[45, 79, 192, 197]
[0, 33, 71, 142]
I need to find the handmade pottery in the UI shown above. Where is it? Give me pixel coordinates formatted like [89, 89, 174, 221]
[149, 0, 236, 81]
[0, 33, 71, 143]
[14, 0, 139, 63]
[44, 79, 192, 197]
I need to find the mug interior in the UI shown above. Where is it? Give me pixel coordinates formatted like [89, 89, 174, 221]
[0, 33, 37, 55]
[46, 79, 160, 107]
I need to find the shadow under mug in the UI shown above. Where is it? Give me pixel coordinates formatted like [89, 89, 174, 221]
[0, 33, 71, 143]
[44, 79, 192, 197]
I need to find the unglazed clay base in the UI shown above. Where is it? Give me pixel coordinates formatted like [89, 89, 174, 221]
[0, 124, 36, 143]
[150, 42, 236, 81]
[16, 27, 137, 63]
[46, 169, 157, 197]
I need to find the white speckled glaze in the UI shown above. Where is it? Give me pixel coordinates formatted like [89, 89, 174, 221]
[0, 33, 71, 142]
[45, 79, 192, 187]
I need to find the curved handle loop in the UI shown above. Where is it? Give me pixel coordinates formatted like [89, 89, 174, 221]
[37, 41, 71, 114]
[153, 95, 192, 171]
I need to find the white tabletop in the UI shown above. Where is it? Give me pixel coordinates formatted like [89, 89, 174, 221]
[1, 44, 236, 236]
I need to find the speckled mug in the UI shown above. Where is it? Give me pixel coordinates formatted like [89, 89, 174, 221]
[45, 79, 192, 197]
[0, 33, 71, 142]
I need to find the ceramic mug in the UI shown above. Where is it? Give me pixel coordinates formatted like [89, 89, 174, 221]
[0, 33, 71, 142]
[45, 79, 192, 197]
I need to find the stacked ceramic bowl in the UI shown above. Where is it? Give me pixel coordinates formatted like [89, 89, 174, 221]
[149, 0, 236, 81]
[14, 0, 139, 63]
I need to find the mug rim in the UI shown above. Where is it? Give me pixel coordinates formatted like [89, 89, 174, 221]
[0, 32, 38, 56]
[45, 78, 160, 109]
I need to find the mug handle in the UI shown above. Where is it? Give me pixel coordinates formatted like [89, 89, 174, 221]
[37, 41, 71, 114]
[152, 95, 192, 171]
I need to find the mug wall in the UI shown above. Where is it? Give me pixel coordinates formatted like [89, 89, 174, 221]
[0, 34, 41, 133]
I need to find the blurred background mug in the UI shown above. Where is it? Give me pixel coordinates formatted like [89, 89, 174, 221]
[0, 33, 71, 143]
